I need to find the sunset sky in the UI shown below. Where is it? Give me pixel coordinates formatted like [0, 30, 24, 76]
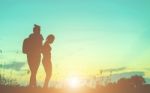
[0, 0, 150, 86]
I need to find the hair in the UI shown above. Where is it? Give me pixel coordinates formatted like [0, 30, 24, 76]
[46, 34, 55, 42]
[33, 24, 40, 33]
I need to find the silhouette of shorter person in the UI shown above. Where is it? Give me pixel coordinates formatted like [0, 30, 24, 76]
[42, 34, 55, 88]
[23, 24, 43, 87]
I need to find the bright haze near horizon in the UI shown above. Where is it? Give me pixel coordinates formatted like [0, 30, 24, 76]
[0, 0, 150, 85]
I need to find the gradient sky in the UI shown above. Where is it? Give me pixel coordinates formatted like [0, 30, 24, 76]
[0, 0, 150, 85]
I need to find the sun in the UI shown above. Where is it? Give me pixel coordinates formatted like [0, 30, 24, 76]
[67, 77, 80, 88]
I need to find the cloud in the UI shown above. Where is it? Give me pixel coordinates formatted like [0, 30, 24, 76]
[0, 61, 26, 71]
[100, 67, 127, 72]
[0, 49, 2, 53]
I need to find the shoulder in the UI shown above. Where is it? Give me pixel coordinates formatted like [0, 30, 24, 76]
[29, 33, 34, 39]
[29, 33, 43, 40]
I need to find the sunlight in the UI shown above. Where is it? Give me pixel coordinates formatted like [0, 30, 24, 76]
[67, 77, 80, 88]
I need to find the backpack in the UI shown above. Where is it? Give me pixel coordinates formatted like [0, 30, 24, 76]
[22, 37, 31, 54]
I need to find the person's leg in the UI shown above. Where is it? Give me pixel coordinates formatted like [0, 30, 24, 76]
[28, 54, 41, 87]
[27, 54, 34, 87]
[30, 68, 36, 87]
[43, 60, 52, 88]
[32, 54, 41, 87]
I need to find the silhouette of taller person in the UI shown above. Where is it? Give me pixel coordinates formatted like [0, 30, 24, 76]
[42, 34, 55, 88]
[23, 24, 43, 87]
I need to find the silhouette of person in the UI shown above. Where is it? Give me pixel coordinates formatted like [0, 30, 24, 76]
[26, 24, 43, 87]
[42, 34, 55, 88]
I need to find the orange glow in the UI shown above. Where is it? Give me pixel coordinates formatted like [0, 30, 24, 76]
[67, 77, 81, 88]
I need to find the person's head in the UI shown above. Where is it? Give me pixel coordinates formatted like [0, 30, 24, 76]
[33, 24, 40, 34]
[46, 34, 55, 44]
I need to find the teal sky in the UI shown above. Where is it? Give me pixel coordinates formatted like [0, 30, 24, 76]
[0, 0, 150, 85]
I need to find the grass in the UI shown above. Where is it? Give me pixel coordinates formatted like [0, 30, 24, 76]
[0, 75, 150, 93]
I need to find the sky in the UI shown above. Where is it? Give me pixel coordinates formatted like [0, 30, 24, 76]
[0, 0, 150, 86]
